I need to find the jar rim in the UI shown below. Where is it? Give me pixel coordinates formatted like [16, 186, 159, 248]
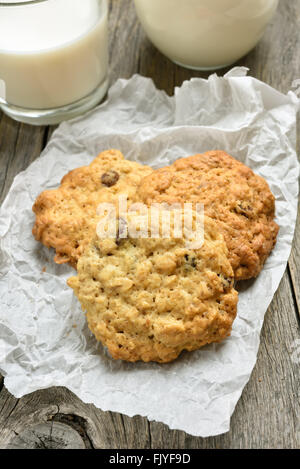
[0, 0, 106, 6]
[0, 1, 48, 6]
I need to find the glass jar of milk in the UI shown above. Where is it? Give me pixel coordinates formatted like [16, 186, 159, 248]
[134, 0, 279, 70]
[0, 0, 108, 125]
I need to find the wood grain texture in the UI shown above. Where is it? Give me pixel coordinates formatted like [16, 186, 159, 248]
[0, 116, 46, 205]
[0, 0, 299, 449]
[289, 200, 300, 322]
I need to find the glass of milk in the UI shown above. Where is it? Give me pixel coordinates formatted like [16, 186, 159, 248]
[0, 0, 109, 125]
[134, 0, 279, 71]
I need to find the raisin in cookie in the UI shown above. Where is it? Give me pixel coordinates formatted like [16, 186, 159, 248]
[67, 208, 238, 363]
[32, 150, 152, 268]
[136, 151, 279, 280]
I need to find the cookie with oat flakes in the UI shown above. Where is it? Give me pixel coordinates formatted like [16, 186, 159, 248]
[67, 208, 238, 363]
[136, 151, 279, 280]
[32, 150, 153, 268]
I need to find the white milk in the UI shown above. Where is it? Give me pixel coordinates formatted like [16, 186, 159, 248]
[134, 0, 279, 69]
[0, 0, 108, 109]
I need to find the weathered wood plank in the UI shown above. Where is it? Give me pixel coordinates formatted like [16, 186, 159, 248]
[0, 114, 46, 205]
[0, 385, 152, 449]
[0, 0, 299, 449]
[6, 423, 86, 450]
[289, 201, 300, 322]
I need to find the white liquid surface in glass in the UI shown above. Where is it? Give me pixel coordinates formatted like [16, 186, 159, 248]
[134, 0, 279, 69]
[0, 0, 108, 109]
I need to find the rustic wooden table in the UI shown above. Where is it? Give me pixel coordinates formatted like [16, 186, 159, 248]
[0, 0, 299, 450]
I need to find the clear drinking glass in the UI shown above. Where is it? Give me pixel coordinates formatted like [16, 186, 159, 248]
[0, 0, 109, 125]
[134, 0, 279, 71]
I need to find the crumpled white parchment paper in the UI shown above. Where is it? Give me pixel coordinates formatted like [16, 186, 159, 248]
[0, 68, 299, 437]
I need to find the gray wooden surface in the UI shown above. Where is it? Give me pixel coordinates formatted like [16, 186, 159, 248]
[0, 0, 299, 449]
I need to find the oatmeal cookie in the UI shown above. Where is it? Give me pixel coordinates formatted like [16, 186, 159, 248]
[136, 151, 279, 280]
[32, 150, 152, 268]
[68, 208, 238, 363]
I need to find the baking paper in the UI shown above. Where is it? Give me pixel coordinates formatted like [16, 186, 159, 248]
[0, 68, 299, 437]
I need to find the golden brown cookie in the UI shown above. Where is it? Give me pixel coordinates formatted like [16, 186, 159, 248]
[32, 150, 153, 268]
[68, 208, 238, 363]
[136, 151, 279, 280]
